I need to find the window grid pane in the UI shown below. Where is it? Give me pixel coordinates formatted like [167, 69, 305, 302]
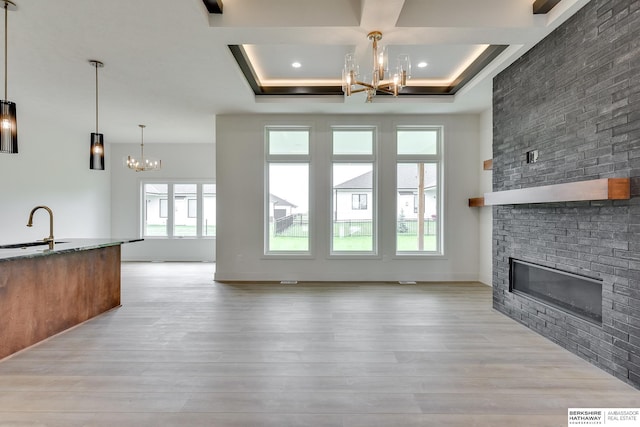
[144, 184, 168, 237]
[397, 130, 438, 155]
[332, 163, 374, 252]
[268, 130, 309, 155]
[333, 130, 374, 155]
[203, 184, 216, 237]
[174, 184, 197, 237]
[396, 163, 439, 253]
[268, 163, 310, 252]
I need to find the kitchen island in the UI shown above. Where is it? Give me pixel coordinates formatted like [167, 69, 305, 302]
[0, 239, 141, 360]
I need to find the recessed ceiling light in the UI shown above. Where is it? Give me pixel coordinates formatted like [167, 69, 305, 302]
[418, 62, 428, 68]
[292, 62, 302, 68]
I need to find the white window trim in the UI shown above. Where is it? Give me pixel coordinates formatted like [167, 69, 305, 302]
[264, 126, 313, 257]
[394, 125, 444, 257]
[329, 126, 378, 257]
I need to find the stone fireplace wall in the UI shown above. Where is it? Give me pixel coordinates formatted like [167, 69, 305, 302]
[492, 0, 640, 388]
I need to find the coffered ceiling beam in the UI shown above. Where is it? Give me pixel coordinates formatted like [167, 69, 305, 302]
[359, 0, 405, 32]
[353, 0, 406, 70]
[207, 0, 359, 27]
[203, 0, 223, 14]
[533, 0, 561, 14]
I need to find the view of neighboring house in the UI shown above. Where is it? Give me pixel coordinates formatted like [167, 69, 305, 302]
[396, 163, 438, 221]
[333, 163, 438, 222]
[333, 172, 373, 221]
[143, 183, 216, 237]
[269, 193, 297, 221]
[268, 193, 301, 236]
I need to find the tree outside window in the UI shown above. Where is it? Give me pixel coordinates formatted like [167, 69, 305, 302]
[396, 127, 442, 254]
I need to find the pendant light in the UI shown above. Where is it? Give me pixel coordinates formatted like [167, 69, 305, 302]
[0, 0, 17, 154]
[89, 60, 104, 170]
[126, 124, 161, 172]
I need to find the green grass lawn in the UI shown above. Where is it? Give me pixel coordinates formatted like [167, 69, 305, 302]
[269, 236, 310, 251]
[145, 225, 216, 237]
[270, 219, 437, 252]
[269, 234, 437, 252]
[332, 235, 373, 251]
[145, 223, 436, 252]
[396, 234, 437, 251]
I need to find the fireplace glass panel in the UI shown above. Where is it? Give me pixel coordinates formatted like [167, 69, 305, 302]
[510, 259, 602, 324]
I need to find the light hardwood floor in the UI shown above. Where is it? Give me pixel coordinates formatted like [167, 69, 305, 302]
[0, 262, 637, 427]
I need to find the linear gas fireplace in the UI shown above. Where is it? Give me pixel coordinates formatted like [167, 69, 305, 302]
[509, 259, 603, 325]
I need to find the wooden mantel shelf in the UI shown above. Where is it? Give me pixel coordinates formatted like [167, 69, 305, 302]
[469, 178, 630, 207]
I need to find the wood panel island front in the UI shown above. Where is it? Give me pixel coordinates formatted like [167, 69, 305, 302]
[0, 239, 141, 360]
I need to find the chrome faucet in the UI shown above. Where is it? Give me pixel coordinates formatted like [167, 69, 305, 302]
[27, 205, 54, 244]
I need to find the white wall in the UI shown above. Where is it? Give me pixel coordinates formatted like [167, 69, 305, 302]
[0, 109, 111, 244]
[216, 114, 481, 282]
[478, 108, 493, 285]
[110, 143, 216, 261]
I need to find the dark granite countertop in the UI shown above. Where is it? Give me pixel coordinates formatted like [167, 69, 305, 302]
[0, 238, 143, 262]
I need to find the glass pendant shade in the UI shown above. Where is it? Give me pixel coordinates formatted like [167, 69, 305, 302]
[90, 132, 104, 170]
[397, 54, 411, 86]
[1, 1, 17, 154]
[0, 99, 17, 153]
[89, 59, 104, 170]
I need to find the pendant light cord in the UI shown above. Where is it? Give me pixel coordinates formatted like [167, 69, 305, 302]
[95, 62, 99, 134]
[140, 125, 145, 160]
[4, 2, 8, 100]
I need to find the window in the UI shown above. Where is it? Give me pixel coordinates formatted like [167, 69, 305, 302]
[142, 181, 215, 238]
[203, 184, 216, 237]
[396, 127, 442, 254]
[265, 128, 310, 254]
[259, 124, 441, 258]
[174, 184, 197, 237]
[144, 184, 168, 236]
[352, 194, 367, 210]
[331, 128, 376, 254]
